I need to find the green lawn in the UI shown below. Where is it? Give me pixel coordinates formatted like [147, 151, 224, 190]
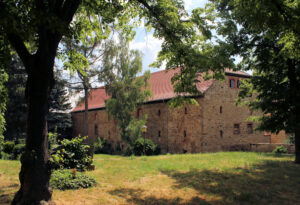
[0, 152, 299, 204]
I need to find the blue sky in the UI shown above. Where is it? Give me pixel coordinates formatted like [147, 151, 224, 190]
[130, 0, 209, 73]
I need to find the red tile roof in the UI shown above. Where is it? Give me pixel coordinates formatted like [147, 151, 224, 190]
[72, 69, 248, 112]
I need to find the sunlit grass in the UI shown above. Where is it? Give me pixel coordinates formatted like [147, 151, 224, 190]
[1, 152, 299, 204]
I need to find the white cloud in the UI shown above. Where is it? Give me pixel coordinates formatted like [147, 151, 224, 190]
[184, 0, 193, 11]
[130, 34, 164, 72]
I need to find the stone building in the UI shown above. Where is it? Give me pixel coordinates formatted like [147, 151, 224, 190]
[71, 69, 286, 153]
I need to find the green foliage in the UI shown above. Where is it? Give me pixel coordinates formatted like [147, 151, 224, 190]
[0, 38, 9, 139]
[50, 136, 93, 171]
[48, 74, 72, 138]
[209, 0, 300, 135]
[126, 137, 160, 156]
[12, 143, 25, 160]
[48, 131, 58, 151]
[0, 137, 24, 160]
[273, 146, 288, 154]
[0, 68, 8, 138]
[0, 135, 4, 158]
[0, 135, 3, 152]
[4, 56, 27, 140]
[50, 169, 96, 190]
[3, 141, 14, 154]
[125, 118, 147, 145]
[103, 36, 152, 145]
[93, 138, 111, 154]
[168, 96, 199, 108]
[288, 134, 295, 145]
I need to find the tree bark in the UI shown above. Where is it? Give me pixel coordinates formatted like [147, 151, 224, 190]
[295, 125, 300, 164]
[84, 85, 89, 137]
[12, 56, 54, 205]
[287, 59, 300, 164]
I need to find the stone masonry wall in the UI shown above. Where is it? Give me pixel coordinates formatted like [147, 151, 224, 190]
[72, 75, 275, 154]
[199, 76, 270, 152]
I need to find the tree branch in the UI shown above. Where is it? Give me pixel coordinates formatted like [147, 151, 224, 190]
[7, 33, 33, 72]
[0, 2, 33, 71]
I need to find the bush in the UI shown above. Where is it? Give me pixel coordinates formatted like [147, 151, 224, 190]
[0, 152, 12, 160]
[48, 131, 59, 150]
[50, 169, 96, 190]
[50, 136, 93, 171]
[0, 135, 4, 158]
[126, 137, 160, 156]
[93, 137, 111, 154]
[12, 143, 25, 160]
[3, 141, 15, 154]
[288, 134, 295, 144]
[125, 118, 146, 145]
[273, 145, 287, 154]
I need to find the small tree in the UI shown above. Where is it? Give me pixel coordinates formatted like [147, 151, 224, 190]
[48, 72, 72, 138]
[102, 37, 151, 145]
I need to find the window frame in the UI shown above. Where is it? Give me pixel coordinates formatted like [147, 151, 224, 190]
[247, 123, 253, 134]
[229, 79, 235, 88]
[233, 123, 240, 134]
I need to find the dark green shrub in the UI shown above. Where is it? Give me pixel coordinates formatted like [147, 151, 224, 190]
[288, 134, 295, 144]
[93, 138, 111, 154]
[126, 137, 160, 156]
[0, 152, 12, 160]
[3, 141, 15, 154]
[48, 131, 59, 150]
[50, 169, 96, 190]
[273, 145, 287, 154]
[12, 143, 25, 160]
[0, 136, 4, 158]
[50, 136, 93, 171]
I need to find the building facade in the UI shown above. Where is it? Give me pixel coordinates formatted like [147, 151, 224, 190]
[72, 69, 285, 154]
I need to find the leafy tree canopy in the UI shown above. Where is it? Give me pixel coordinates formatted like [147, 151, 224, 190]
[102, 37, 152, 145]
[207, 0, 300, 163]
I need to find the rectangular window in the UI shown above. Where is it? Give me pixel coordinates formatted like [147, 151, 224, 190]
[229, 79, 235, 88]
[234, 124, 240, 134]
[247, 123, 253, 134]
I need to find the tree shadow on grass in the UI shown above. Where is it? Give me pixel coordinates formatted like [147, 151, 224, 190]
[0, 184, 18, 205]
[160, 160, 300, 205]
[109, 160, 300, 205]
[109, 188, 210, 205]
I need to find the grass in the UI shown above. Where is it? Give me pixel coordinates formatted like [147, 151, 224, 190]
[0, 152, 299, 204]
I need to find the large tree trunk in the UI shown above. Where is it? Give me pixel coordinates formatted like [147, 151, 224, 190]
[287, 59, 300, 164]
[12, 56, 54, 205]
[295, 125, 300, 164]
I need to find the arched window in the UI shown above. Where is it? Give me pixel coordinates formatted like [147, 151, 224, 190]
[184, 107, 188, 114]
[158, 131, 161, 137]
[220, 130, 223, 138]
[220, 106, 222, 113]
[158, 109, 161, 116]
